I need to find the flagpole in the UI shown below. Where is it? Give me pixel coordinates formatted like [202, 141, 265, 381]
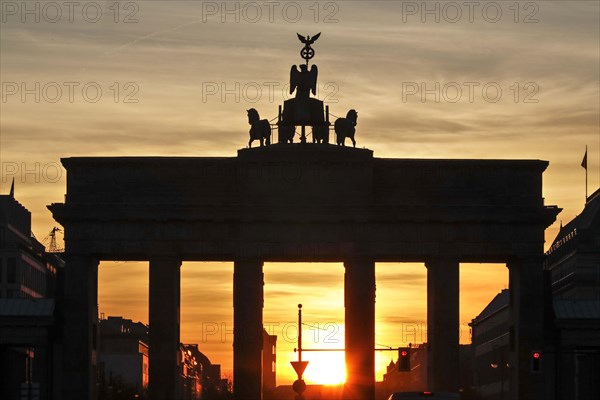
[585, 145, 588, 201]
[582, 146, 588, 203]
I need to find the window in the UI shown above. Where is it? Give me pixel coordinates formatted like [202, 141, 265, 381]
[7, 258, 16, 283]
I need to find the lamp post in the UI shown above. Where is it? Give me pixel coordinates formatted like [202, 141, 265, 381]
[291, 304, 308, 400]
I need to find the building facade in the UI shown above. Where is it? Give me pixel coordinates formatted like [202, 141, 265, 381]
[470, 290, 511, 400]
[380, 344, 428, 395]
[180, 344, 202, 400]
[262, 329, 277, 399]
[546, 188, 600, 299]
[545, 188, 600, 400]
[186, 344, 230, 399]
[471, 189, 600, 400]
[0, 193, 64, 400]
[0, 194, 63, 299]
[98, 316, 149, 399]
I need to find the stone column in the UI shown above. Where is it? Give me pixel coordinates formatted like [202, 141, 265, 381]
[61, 253, 99, 400]
[149, 256, 181, 400]
[426, 258, 459, 392]
[344, 258, 375, 400]
[233, 259, 264, 400]
[508, 257, 546, 400]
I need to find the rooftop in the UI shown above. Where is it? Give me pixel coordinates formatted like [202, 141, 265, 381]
[470, 289, 509, 325]
[547, 187, 600, 255]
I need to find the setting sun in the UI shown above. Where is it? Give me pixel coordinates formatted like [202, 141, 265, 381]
[303, 352, 347, 385]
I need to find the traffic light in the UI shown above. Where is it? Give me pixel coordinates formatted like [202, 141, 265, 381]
[398, 347, 411, 372]
[531, 350, 542, 372]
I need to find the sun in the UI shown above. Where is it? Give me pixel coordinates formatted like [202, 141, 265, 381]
[302, 352, 346, 385]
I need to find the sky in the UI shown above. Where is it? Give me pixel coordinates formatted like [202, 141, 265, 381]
[1, 0, 599, 385]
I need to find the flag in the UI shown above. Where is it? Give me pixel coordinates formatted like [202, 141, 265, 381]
[581, 148, 587, 169]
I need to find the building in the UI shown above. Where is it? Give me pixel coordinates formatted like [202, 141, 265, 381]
[0, 191, 64, 400]
[379, 344, 428, 397]
[186, 344, 230, 399]
[180, 344, 202, 400]
[545, 188, 600, 400]
[0, 192, 63, 299]
[262, 328, 277, 399]
[469, 289, 511, 400]
[378, 343, 473, 400]
[471, 190, 600, 400]
[98, 317, 228, 400]
[546, 188, 600, 299]
[98, 316, 149, 399]
[0, 298, 58, 400]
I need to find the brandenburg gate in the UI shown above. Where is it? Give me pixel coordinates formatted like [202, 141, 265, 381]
[49, 147, 558, 399]
[48, 34, 559, 400]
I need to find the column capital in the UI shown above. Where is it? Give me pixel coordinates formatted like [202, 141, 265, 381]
[343, 256, 375, 266]
[424, 257, 460, 268]
[233, 257, 264, 265]
[148, 253, 182, 264]
[63, 251, 99, 262]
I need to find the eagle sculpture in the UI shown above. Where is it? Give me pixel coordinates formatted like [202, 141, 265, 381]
[297, 32, 321, 45]
[290, 64, 318, 98]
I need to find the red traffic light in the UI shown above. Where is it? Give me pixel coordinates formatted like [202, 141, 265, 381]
[398, 347, 411, 372]
[531, 350, 542, 372]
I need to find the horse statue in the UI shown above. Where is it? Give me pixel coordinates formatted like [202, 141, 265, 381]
[247, 108, 271, 147]
[334, 109, 358, 147]
[312, 124, 329, 144]
[278, 125, 295, 144]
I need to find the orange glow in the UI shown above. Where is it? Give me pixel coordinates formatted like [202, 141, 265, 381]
[302, 352, 346, 385]
[99, 261, 510, 384]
